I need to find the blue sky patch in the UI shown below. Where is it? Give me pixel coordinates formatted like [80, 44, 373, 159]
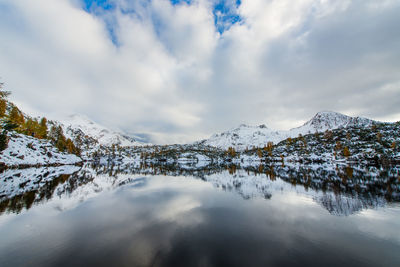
[81, 0, 118, 45]
[81, 0, 242, 44]
[170, 0, 192, 5]
[213, 0, 242, 34]
[82, 0, 115, 12]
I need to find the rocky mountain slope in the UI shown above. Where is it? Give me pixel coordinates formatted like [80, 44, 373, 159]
[201, 111, 377, 150]
[60, 114, 148, 148]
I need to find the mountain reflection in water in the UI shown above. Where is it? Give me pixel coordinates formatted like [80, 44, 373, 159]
[1, 162, 399, 216]
[1, 162, 400, 267]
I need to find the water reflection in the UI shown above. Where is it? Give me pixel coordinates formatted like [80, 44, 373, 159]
[1, 162, 399, 216]
[0, 172, 399, 267]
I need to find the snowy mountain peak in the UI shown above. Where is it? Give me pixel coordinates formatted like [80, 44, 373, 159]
[202, 111, 379, 150]
[59, 114, 148, 147]
[301, 111, 374, 132]
[233, 123, 268, 130]
[63, 114, 95, 125]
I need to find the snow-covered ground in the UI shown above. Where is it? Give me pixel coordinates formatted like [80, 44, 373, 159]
[201, 111, 376, 150]
[0, 132, 82, 167]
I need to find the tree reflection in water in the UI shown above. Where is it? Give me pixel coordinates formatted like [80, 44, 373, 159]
[1, 162, 399, 216]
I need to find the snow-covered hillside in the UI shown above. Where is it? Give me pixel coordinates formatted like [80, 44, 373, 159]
[201, 111, 376, 150]
[60, 114, 148, 147]
[0, 132, 82, 167]
[290, 111, 374, 135]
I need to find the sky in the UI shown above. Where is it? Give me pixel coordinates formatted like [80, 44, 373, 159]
[0, 0, 399, 144]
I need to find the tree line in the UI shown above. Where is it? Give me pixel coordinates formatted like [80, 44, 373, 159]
[0, 83, 80, 155]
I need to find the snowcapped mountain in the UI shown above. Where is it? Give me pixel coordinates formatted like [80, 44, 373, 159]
[202, 124, 285, 150]
[290, 111, 374, 134]
[60, 114, 148, 147]
[201, 111, 376, 150]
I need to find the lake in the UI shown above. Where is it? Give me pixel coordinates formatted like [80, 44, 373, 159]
[1, 163, 399, 266]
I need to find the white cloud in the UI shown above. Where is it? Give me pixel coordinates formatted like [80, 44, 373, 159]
[0, 0, 399, 144]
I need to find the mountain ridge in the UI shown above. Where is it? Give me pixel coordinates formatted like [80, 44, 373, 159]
[59, 114, 149, 148]
[200, 111, 379, 150]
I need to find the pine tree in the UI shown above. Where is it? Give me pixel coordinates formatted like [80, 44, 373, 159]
[0, 133, 8, 151]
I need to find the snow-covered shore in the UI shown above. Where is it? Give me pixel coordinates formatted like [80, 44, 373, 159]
[0, 132, 82, 169]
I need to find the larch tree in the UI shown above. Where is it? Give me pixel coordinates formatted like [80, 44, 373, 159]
[256, 148, 263, 158]
[8, 106, 25, 132]
[38, 117, 48, 139]
[343, 146, 351, 157]
[24, 118, 37, 137]
[265, 141, 273, 156]
[0, 99, 6, 118]
[227, 147, 236, 157]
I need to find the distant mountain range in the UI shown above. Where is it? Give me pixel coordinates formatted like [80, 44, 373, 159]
[59, 111, 384, 151]
[200, 111, 377, 150]
[59, 114, 150, 148]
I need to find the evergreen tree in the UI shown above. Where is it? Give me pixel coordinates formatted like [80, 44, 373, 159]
[0, 121, 18, 151]
[0, 133, 8, 151]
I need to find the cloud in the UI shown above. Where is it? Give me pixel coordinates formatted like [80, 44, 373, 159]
[0, 0, 399, 144]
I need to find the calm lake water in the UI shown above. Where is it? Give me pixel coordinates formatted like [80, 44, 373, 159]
[1, 163, 400, 267]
